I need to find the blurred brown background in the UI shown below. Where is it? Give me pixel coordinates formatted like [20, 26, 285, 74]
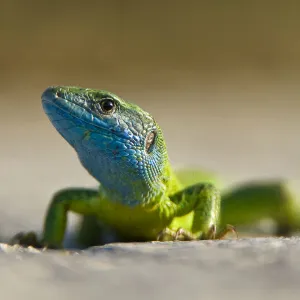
[0, 0, 300, 240]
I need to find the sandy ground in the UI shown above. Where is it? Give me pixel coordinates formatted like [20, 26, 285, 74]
[2, 238, 300, 300]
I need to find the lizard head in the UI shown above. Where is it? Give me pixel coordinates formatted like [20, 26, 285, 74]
[42, 86, 172, 205]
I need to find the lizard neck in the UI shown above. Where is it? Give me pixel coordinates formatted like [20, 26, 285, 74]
[78, 150, 180, 206]
[76, 133, 181, 207]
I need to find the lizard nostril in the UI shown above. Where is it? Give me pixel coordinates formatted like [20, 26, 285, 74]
[41, 87, 58, 101]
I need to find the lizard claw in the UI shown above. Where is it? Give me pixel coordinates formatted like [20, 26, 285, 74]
[174, 228, 196, 241]
[215, 224, 238, 240]
[157, 228, 169, 241]
[174, 228, 186, 240]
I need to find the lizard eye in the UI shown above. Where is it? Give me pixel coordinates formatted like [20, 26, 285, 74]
[55, 91, 64, 99]
[97, 98, 116, 114]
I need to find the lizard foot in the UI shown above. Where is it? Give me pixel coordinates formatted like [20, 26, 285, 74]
[10, 231, 44, 249]
[157, 224, 238, 242]
[157, 228, 197, 241]
[204, 224, 238, 240]
[216, 224, 238, 239]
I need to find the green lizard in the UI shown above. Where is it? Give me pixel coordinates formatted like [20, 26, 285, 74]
[13, 86, 300, 249]
[13, 86, 237, 249]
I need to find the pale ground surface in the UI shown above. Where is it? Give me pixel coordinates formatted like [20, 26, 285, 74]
[1, 80, 300, 299]
[1, 238, 300, 300]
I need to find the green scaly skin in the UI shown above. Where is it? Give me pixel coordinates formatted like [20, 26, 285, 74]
[177, 170, 300, 237]
[12, 86, 235, 249]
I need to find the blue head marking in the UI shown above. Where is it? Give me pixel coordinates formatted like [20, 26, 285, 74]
[42, 86, 169, 205]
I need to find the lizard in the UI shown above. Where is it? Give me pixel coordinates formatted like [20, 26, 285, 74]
[12, 86, 300, 248]
[13, 86, 236, 249]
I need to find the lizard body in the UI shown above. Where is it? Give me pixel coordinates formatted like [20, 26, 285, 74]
[14, 86, 300, 248]
[17, 86, 233, 248]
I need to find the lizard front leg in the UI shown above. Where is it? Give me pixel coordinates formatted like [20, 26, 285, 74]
[11, 188, 100, 249]
[158, 183, 236, 241]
